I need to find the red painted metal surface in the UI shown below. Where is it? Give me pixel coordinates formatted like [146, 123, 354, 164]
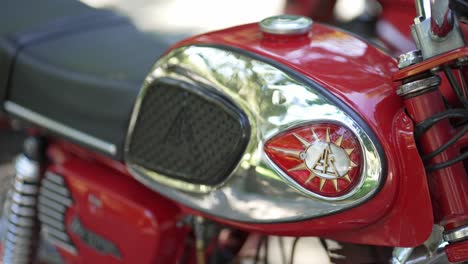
[393, 47, 468, 80]
[46, 142, 189, 264]
[377, 3, 416, 56]
[170, 23, 433, 247]
[264, 123, 363, 197]
[261, 31, 311, 44]
[404, 90, 468, 228]
[445, 240, 468, 262]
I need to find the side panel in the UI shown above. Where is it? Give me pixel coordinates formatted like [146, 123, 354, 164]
[45, 142, 187, 264]
[170, 23, 434, 246]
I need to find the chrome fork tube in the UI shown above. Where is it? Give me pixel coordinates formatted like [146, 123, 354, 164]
[415, 0, 453, 36]
[430, 0, 454, 38]
[415, 0, 431, 19]
[1, 137, 46, 264]
[410, 0, 464, 59]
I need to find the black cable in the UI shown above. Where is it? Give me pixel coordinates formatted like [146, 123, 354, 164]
[264, 236, 269, 264]
[254, 236, 265, 264]
[289, 237, 301, 264]
[319, 238, 329, 252]
[426, 151, 468, 172]
[414, 109, 468, 139]
[209, 229, 220, 264]
[422, 125, 468, 161]
[410, 67, 468, 173]
[444, 65, 468, 109]
[454, 118, 468, 128]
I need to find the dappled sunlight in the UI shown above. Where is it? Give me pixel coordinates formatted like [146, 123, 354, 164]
[80, 0, 284, 33]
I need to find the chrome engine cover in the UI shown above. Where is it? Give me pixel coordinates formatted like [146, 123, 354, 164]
[125, 45, 384, 223]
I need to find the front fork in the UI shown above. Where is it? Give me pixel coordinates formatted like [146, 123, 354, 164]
[396, 64, 468, 262]
[393, 0, 468, 261]
[1, 136, 46, 263]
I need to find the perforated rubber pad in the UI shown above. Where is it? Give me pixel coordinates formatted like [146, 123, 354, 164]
[127, 78, 250, 186]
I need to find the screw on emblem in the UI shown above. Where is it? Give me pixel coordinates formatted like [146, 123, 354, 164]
[265, 124, 362, 198]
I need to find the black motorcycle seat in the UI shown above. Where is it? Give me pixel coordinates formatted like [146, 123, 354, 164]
[0, 0, 171, 159]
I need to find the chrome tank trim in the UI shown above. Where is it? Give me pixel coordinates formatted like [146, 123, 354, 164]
[4, 101, 117, 156]
[125, 46, 384, 222]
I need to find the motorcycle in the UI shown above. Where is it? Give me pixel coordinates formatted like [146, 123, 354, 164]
[0, 0, 467, 263]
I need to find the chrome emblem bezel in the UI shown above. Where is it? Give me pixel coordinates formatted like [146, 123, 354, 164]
[264, 123, 365, 200]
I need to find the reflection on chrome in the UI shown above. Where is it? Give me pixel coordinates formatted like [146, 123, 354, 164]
[309, 31, 367, 57]
[126, 46, 383, 222]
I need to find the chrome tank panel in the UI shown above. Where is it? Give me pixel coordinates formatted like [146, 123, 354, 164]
[125, 46, 384, 222]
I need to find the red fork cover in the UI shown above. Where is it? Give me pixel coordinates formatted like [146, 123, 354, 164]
[445, 240, 468, 263]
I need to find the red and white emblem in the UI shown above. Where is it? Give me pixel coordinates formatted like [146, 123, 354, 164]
[265, 123, 362, 198]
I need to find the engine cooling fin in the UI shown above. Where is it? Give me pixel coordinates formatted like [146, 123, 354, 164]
[38, 172, 76, 254]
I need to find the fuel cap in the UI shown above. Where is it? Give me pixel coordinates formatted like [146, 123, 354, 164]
[260, 15, 313, 35]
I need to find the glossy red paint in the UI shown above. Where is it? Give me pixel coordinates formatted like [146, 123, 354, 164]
[445, 240, 468, 262]
[264, 123, 362, 197]
[393, 47, 468, 80]
[378, 3, 416, 55]
[404, 90, 468, 228]
[261, 31, 311, 43]
[46, 143, 188, 264]
[172, 23, 433, 246]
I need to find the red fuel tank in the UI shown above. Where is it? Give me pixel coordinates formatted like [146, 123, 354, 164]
[170, 22, 433, 247]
